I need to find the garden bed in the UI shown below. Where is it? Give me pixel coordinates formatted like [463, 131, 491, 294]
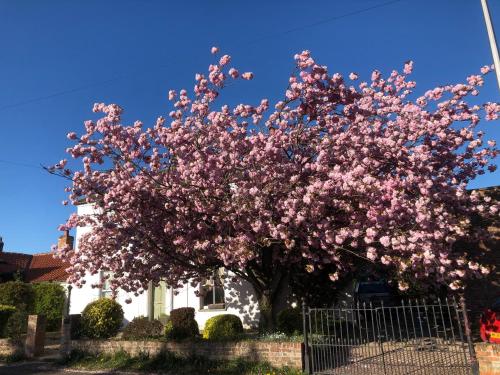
[61, 349, 303, 375]
[71, 338, 303, 369]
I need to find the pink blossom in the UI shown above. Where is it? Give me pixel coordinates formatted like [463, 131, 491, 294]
[52, 49, 498, 310]
[211, 46, 219, 54]
[219, 55, 231, 66]
[228, 68, 239, 79]
[241, 72, 253, 80]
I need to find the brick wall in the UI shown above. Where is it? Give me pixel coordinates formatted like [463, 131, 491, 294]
[476, 343, 500, 375]
[72, 339, 303, 369]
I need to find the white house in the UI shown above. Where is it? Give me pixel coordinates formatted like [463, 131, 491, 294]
[68, 203, 261, 330]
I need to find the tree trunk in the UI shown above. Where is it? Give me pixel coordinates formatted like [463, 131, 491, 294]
[239, 245, 289, 332]
[256, 290, 278, 332]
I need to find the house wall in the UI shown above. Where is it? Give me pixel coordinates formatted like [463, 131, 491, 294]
[167, 273, 260, 330]
[69, 203, 149, 324]
[69, 203, 261, 330]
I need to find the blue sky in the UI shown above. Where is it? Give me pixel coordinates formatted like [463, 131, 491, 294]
[0, 0, 499, 254]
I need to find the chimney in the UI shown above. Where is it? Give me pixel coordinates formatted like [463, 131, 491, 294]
[0, 236, 3, 252]
[57, 230, 74, 250]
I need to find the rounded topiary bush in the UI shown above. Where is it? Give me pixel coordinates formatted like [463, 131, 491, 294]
[202, 314, 243, 340]
[122, 316, 164, 340]
[0, 305, 16, 338]
[81, 298, 124, 339]
[165, 307, 199, 340]
[277, 307, 302, 335]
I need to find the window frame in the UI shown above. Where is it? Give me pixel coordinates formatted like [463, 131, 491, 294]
[199, 269, 226, 311]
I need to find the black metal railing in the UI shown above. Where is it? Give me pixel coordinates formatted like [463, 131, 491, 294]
[302, 297, 478, 375]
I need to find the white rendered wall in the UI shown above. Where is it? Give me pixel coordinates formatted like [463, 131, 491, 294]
[69, 203, 262, 329]
[166, 272, 261, 330]
[68, 203, 149, 324]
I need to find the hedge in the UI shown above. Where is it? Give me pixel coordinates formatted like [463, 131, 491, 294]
[81, 298, 124, 339]
[33, 282, 66, 332]
[0, 281, 35, 337]
[165, 307, 199, 340]
[203, 314, 243, 340]
[0, 305, 16, 338]
[122, 316, 164, 340]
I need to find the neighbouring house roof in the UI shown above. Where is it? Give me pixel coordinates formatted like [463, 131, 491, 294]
[0, 251, 32, 275]
[0, 251, 69, 283]
[25, 253, 70, 283]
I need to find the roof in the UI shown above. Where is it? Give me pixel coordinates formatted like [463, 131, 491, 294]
[0, 252, 32, 275]
[25, 253, 70, 283]
[0, 251, 69, 283]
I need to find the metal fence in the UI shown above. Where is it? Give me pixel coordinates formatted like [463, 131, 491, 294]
[302, 298, 478, 375]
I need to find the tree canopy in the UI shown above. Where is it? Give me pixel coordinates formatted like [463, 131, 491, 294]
[51, 48, 499, 328]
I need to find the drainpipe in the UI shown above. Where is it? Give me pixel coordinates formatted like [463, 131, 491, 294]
[170, 286, 174, 312]
[147, 281, 154, 321]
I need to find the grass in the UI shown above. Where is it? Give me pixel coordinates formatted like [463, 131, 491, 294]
[60, 349, 304, 375]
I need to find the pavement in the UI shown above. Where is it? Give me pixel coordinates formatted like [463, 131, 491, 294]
[0, 361, 121, 375]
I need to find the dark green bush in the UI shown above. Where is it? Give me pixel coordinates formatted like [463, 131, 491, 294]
[0, 305, 16, 338]
[32, 282, 66, 332]
[0, 282, 35, 337]
[69, 314, 83, 339]
[81, 298, 124, 339]
[277, 307, 302, 335]
[202, 314, 243, 340]
[165, 307, 198, 340]
[122, 316, 164, 340]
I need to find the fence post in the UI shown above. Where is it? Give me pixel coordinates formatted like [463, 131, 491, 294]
[302, 299, 311, 374]
[460, 296, 479, 375]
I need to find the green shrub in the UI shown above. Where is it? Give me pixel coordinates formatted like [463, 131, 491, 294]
[69, 314, 83, 339]
[202, 314, 243, 340]
[164, 320, 173, 337]
[81, 298, 124, 339]
[0, 282, 35, 337]
[32, 282, 66, 332]
[165, 307, 198, 340]
[277, 307, 302, 335]
[122, 317, 164, 340]
[158, 313, 170, 326]
[0, 305, 16, 338]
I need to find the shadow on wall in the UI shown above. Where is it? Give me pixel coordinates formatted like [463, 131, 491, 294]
[224, 275, 292, 330]
[224, 277, 260, 329]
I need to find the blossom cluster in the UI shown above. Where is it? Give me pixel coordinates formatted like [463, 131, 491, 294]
[52, 48, 499, 295]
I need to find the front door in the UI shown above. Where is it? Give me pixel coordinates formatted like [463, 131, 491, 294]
[153, 281, 166, 320]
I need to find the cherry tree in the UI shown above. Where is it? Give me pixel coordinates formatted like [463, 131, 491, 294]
[51, 48, 499, 330]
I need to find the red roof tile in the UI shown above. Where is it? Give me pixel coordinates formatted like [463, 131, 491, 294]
[0, 252, 69, 283]
[25, 253, 69, 283]
[0, 252, 32, 275]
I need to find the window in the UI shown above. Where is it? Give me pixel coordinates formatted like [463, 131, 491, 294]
[100, 271, 113, 298]
[200, 269, 225, 310]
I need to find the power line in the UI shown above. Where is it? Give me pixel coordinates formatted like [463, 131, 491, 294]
[0, 0, 404, 112]
[0, 159, 43, 170]
[245, 0, 404, 45]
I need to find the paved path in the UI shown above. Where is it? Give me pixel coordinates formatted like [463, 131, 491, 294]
[0, 362, 115, 375]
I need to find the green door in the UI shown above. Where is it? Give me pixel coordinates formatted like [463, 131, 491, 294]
[153, 281, 166, 320]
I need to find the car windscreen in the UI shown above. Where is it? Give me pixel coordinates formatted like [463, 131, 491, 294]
[357, 283, 392, 294]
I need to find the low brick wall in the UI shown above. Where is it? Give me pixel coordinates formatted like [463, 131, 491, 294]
[476, 343, 500, 375]
[72, 339, 303, 369]
[0, 338, 23, 357]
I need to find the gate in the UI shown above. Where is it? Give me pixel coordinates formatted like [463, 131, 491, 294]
[302, 297, 478, 374]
